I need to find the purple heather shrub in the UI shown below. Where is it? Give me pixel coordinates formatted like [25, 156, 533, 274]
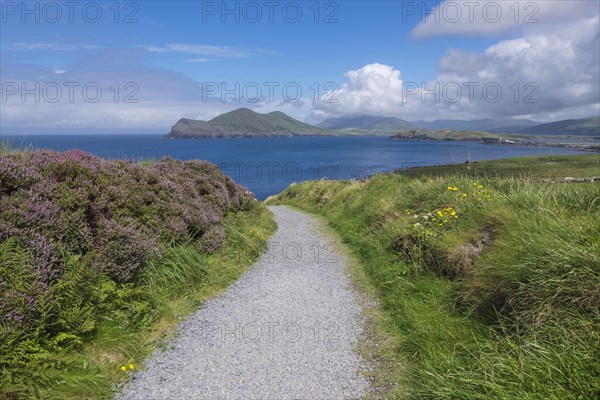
[1, 148, 259, 387]
[26, 233, 62, 282]
[1, 191, 62, 246]
[225, 178, 242, 208]
[27, 149, 65, 170]
[1, 148, 254, 289]
[61, 149, 102, 172]
[91, 217, 164, 282]
[0, 155, 42, 194]
[168, 217, 189, 242]
[197, 224, 225, 254]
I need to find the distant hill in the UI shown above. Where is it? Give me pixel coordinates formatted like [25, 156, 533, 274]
[165, 110, 600, 139]
[410, 118, 539, 132]
[390, 128, 505, 142]
[317, 115, 415, 135]
[388, 128, 599, 152]
[165, 108, 335, 138]
[518, 116, 600, 136]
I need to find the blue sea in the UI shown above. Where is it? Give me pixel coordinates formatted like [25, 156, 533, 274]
[1, 135, 589, 200]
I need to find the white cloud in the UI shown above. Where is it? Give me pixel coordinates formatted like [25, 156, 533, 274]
[139, 44, 276, 58]
[0, 61, 233, 130]
[7, 42, 101, 51]
[410, 0, 592, 38]
[6, 42, 273, 59]
[0, 39, 281, 131]
[164, 44, 252, 58]
[184, 58, 219, 63]
[315, 4, 600, 122]
[313, 63, 405, 117]
[0, 102, 226, 131]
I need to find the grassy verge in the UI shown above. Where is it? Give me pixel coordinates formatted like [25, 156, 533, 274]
[266, 154, 600, 399]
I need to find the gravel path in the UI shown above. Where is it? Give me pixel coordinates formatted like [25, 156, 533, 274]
[117, 206, 370, 400]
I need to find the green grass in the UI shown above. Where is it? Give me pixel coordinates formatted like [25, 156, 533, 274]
[3, 205, 276, 400]
[396, 154, 600, 179]
[266, 154, 600, 399]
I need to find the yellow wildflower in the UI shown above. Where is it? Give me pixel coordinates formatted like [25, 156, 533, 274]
[120, 366, 127, 372]
[129, 364, 135, 370]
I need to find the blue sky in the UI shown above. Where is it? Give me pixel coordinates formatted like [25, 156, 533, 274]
[1, 1, 599, 132]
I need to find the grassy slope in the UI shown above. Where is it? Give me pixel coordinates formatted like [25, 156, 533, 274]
[327, 118, 416, 135]
[391, 129, 505, 141]
[266, 154, 600, 399]
[168, 108, 337, 137]
[521, 116, 600, 136]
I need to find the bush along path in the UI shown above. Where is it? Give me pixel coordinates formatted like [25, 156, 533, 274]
[0, 148, 275, 398]
[117, 206, 371, 399]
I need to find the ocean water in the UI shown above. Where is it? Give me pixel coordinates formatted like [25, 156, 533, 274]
[1, 135, 588, 199]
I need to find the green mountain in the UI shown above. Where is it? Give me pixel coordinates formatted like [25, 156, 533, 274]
[519, 116, 600, 136]
[317, 115, 415, 135]
[165, 108, 335, 138]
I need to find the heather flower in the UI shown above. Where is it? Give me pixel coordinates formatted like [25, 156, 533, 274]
[197, 224, 225, 254]
[0, 147, 255, 364]
[0, 155, 42, 193]
[91, 217, 164, 282]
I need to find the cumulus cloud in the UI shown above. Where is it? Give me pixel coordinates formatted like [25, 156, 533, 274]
[315, 2, 600, 121]
[312, 63, 405, 118]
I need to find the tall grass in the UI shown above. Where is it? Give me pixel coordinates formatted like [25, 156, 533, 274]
[267, 157, 600, 399]
[142, 246, 209, 298]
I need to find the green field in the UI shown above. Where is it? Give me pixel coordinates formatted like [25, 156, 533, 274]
[266, 154, 600, 399]
[396, 154, 599, 179]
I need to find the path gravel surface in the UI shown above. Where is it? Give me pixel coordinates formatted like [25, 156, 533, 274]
[117, 205, 370, 399]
